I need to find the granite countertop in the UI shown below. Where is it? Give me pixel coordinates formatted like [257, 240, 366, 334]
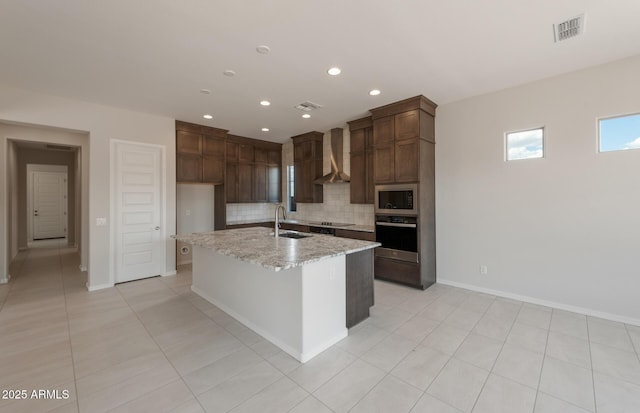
[226, 219, 375, 233]
[173, 227, 380, 272]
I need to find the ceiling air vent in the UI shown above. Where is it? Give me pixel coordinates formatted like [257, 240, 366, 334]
[554, 14, 585, 42]
[294, 101, 323, 112]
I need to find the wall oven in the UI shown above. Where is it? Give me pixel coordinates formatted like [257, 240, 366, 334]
[375, 215, 418, 263]
[374, 184, 418, 216]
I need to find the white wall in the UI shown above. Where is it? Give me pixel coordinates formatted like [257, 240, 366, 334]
[0, 85, 176, 290]
[176, 183, 215, 264]
[436, 55, 640, 324]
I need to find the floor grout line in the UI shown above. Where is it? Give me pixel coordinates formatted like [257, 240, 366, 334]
[59, 243, 82, 413]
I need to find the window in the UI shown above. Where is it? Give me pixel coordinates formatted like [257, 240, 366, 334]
[287, 165, 296, 212]
[505, 127, 544, 161]
[599, 113, 640, 152]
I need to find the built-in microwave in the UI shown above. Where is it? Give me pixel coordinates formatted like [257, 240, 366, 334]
[374, 184, 418, 215]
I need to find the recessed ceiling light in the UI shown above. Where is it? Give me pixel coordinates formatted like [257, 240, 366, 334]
[223, 70, 236, 77]
[327, 67, 341, 76]
[256, 45, 271, 54]
[369, 89, 381, 96]
[261, 128, 269, 132]
[260, 100, 271, 106]
[203, 114, 213, 119]
[200, 89, 211, 95]
[302, 114, 311, 119]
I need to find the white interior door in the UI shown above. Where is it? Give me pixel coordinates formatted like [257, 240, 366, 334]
[114, 142, 164, 283]
[32, 171, 67, 240]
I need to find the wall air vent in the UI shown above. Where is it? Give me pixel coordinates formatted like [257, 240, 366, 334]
[294, 101, 323, 112]
[554, 14, 585, 42]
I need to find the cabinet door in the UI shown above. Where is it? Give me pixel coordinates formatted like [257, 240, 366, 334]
[373, 145, 394, 184]
[225, 162, 238, 203]
[350, 129, 365, 153]
[254, 163, 268, 202]
[365, 148, 374, 203]
[350, 150, 366, 204]
[267, 165, 281, 203]
[294, 141, 313, 162]
[238, 163, 253, 202]
[177, 154, 202, 182]
[268, 149, 281, 165]
[239, 144, 254, 163]
[203, 155, 224, 184]
[395, 139, 420, 183]
[202, 135, 225, 157]
[176, 131, 202, 155]
[294, 160, 319, 203]
[373, 116, 394, 146]
[226, 141, 238, 162]
[394, 110, 419, 141]
[254, 147, 268, 163]
[293, 162, 306, 203]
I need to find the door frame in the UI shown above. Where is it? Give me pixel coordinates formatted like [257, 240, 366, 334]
[26, 164, 68, 245]
[109, 139, 167, 285]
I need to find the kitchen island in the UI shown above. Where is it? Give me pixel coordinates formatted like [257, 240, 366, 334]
[174, 227, 379, 363]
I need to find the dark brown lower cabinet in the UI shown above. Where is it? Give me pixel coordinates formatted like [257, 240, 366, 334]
[374, 256, 423, 289]
[346, 249, 374, 328]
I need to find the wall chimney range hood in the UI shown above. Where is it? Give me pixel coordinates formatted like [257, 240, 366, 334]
[314, 128, 350, 184]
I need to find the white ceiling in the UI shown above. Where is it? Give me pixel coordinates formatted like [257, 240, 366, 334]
[1, 0, 639, 143]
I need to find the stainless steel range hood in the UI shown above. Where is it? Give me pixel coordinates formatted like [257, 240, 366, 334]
[314, 127, 350, 184]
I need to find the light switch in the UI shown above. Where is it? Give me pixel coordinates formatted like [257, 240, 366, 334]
[96, 218, 107, 226]
[185, 209, 191, 216]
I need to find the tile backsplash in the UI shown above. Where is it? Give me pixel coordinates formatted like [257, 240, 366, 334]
[226, 184, 374, 226]
[288, 184, 374, 226]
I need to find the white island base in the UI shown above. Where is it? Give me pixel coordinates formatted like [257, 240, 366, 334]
[191, 245, 348, 363]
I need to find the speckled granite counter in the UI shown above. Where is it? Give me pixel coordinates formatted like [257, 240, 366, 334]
[174, 227, 379, 271]
[225, 219, 375, 233]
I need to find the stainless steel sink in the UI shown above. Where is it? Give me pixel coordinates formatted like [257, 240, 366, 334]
[277, 232, 312, 239]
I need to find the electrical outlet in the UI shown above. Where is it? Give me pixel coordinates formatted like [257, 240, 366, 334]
[96, 217, 107, 226]
[185, 209, 191, 216]
[480, 265, 488, 275]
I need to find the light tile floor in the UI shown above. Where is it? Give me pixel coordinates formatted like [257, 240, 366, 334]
[1, 243, 640, 412]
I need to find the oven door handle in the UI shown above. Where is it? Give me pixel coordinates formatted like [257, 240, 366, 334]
[375, 222, 417, 228]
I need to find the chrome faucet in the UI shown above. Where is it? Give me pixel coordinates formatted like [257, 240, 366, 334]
[274, 204, 286, 237]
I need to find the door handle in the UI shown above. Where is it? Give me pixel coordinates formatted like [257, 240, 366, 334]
[154, 226, 160, 230]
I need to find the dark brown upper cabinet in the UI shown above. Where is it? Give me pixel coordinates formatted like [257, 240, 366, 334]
[225, 134, 282, 204]
[348, 117, 374, 204]
[292, 131, 324, 204]
[176, 121, 228, 184]
[370, 96, 437, 185]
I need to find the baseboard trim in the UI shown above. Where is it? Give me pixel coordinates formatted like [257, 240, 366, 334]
[78, 265, 87, 272]
[162, 270, 177, 277]
[437, 278, 640, 327]
[86, 282, 114, 292]
[0, 274, 10, 284]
